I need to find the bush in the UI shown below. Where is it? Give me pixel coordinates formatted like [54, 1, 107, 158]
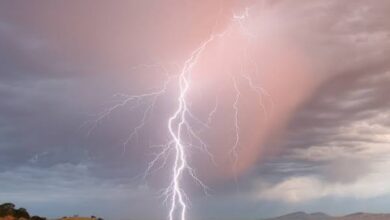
[0, 203, 16, 217]
[14, 208, 30, 219]
[31, 216, 47, 220]
[0, 203, 33, 219]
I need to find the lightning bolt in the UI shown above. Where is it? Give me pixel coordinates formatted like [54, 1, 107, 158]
[230, 76, 241, 165]
[165, 36, 216, 220]
[87, 8, 272, 220]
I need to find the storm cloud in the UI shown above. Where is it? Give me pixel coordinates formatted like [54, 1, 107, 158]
[0, 0, 390, 220]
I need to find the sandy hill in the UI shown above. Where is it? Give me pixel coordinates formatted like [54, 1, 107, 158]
[59, 218, 95, 220]
[59, 218, 96, 220]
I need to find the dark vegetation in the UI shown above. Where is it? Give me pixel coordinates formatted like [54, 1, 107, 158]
[0, 203, 46, 220]
[0, 203, 104, 220]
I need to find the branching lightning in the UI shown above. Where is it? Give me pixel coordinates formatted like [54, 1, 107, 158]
[165, 36, 215, 220]
[87, 7, 272, 220]
[230, 76, 241, 165]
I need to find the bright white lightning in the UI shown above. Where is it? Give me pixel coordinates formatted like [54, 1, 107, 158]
[165, 36, 216, 220]
[87, 9, 272, 220]
[230, 76, 241, 165]
[90, 35, 218, 220]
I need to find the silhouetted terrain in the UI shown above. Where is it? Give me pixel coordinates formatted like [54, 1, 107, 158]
[0, 203, 103, 220]
[0, 203, 45, 220]
[265, 212, 390, 220]
[265, 212, 331, 220]
[2, 203, 390, 220]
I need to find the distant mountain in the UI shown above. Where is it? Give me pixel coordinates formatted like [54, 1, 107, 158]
[339, 213, 390, 220]
[264, 212, 390, 220]
[265, 212, 331, 220]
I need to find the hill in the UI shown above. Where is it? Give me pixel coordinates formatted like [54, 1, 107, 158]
[265, 212, 390, 220]
[59, 218, 97, 220]
[266, 212, 331, 220]
[339, 213, 390, 220]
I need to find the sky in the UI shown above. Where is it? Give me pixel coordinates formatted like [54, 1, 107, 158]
[0, 0, 390, 220]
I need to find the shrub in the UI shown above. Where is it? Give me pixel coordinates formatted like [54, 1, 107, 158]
[0, 203, 16, 217]
[14, 208, 30, 219]
[31, 216, 47, 220]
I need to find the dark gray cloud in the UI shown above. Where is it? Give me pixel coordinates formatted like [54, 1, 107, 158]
[1, 0, 390, 219]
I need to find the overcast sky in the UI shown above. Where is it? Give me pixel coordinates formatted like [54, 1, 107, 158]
[1, 1, 390, 220]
